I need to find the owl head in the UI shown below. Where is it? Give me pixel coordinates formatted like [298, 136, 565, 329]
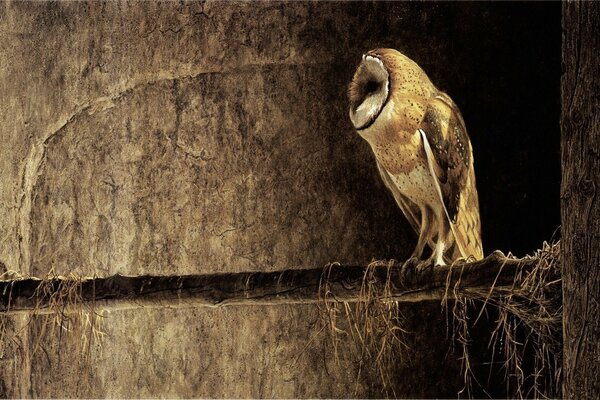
[348, 48, 433, 131]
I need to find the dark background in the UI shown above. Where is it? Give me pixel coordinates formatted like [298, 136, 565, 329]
[316, 1, 561, 258]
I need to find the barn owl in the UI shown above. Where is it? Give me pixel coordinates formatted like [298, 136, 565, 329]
[348, 48, 483, 265]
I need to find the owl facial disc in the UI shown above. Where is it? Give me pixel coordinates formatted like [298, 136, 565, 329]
[348, 55, 390, 131]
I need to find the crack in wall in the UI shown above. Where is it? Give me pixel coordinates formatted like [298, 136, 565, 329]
[17, 105, 91, 275]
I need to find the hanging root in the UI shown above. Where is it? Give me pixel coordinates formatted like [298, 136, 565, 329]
[447, 242, 561, 399]
[317, 259, 410, 397]
[318, 242, 562, 399]
[32, 270, 107, 364]
[491, 242, 561, 399]
[0, 269, 106, 376]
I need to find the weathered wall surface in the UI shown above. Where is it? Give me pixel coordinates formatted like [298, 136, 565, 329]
[1, 1, 417, 278]
[0, 1, 560, 398]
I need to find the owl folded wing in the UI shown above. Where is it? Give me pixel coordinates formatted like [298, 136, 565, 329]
[418, 93, 482, 260]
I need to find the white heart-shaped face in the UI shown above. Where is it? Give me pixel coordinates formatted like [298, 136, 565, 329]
[348, 55, 390, 131]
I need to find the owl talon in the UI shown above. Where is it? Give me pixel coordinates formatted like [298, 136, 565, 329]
[403, 256, 421, 269]
[416, 259, 434, 273]
[403, 257, 432, 275]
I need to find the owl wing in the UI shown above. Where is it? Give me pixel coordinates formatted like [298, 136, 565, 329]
[418, 93, 483, 260]
[375, 160, 421, 236]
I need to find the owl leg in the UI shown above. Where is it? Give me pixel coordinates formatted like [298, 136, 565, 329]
[433, 239, 446, 266]
[431, 209, 451, 266]
[411, 206, 432, 259]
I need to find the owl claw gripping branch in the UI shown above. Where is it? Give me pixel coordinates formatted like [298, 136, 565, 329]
[348, 48, 483, 266]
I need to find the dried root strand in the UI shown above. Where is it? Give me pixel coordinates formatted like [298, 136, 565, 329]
[317, 242, 562, 399]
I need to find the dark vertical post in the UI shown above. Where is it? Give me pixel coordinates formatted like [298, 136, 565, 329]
[561, 2, 600, 398]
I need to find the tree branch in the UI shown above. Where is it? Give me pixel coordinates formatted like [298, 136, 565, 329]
[0, 251, 539, 314]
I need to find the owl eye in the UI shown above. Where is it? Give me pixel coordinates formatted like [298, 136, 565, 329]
[364, 80, 379, 95]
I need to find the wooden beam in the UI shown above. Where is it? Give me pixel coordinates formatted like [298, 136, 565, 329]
[561, 2, 600, 398]
[0, 252, 539, 314]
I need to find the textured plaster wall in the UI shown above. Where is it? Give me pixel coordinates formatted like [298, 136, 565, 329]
[0, 1, 560, 398]
[1, 1, 418, 278]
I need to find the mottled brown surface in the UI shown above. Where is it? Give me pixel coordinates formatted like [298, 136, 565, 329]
[0, 1, 559, 398]
[23, 306, 373, 398]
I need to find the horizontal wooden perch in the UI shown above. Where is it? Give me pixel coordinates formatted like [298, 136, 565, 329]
[0, 252, 539, 314]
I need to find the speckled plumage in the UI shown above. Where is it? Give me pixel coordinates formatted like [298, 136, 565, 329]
[348, 48, 483, 264]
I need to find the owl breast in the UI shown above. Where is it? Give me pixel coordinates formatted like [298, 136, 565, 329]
[389, 164, 438, 207]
